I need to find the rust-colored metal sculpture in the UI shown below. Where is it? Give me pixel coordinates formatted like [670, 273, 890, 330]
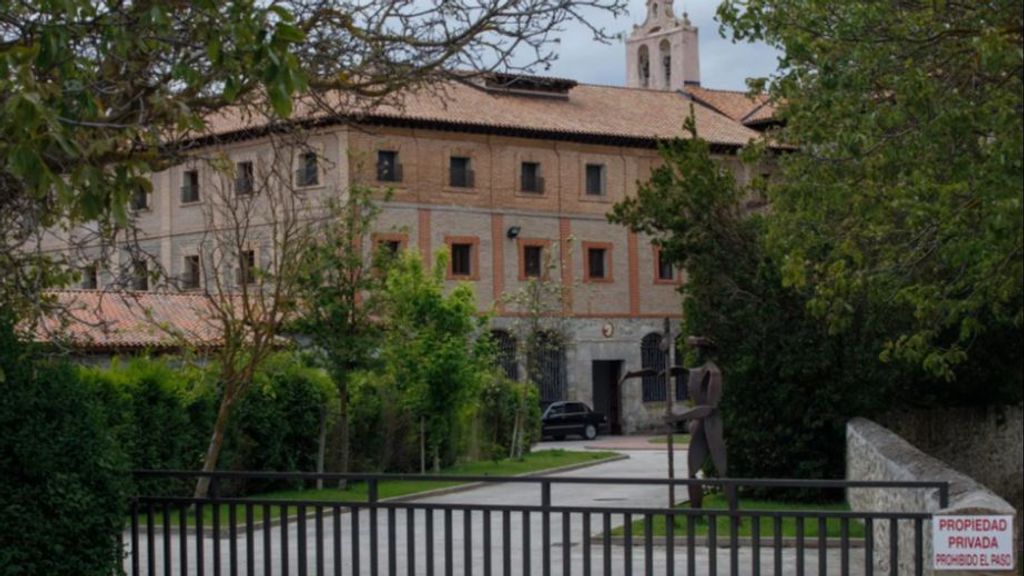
[620, 324, 734, 509]
[673, 336, 735, 509]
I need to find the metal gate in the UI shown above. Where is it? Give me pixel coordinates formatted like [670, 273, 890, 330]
[126, 471, 946, 575]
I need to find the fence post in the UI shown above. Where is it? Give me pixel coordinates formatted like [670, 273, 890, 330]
[369, 478, 379, 576]
[542, 480, 551, 573]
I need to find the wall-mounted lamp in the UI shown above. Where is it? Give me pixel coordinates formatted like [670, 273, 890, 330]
[506, 226, 521, 239]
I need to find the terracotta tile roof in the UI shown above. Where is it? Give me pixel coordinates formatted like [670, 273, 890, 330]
[35, 290, 222, 352]
[684, 86, 777, 126]
[205, 78, 765, 148]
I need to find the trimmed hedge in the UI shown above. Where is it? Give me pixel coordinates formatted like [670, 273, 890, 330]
[0, 316, 129, 576]
[80, 352, 335, 496]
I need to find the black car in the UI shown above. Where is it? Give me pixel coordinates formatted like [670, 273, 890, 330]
[541, 401, 606, 440]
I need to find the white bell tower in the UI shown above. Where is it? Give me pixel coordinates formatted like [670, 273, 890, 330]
[625, 0, 700, 90]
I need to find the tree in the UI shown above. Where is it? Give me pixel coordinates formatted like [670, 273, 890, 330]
[1, 0, 627, 322]
[294, 185, 389, 487]
[718, 0, 1024, 382]
[180, 134, 323, 498]
[609, 113, 931, 491]
[500, 240, 573, 457]
[381, 251, 492, 472]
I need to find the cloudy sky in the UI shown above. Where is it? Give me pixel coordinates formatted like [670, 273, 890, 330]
[539, 0, 781, 91]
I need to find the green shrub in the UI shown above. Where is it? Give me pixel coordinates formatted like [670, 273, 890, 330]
[79, 357, 214, 497]
[477, 376, 541, 461]
[224, 352, 335, 493]
[345, 370, 419, 472]
[0, 315, 129, 576]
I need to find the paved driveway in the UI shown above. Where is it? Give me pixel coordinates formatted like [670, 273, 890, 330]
[124, 442, 862, 575]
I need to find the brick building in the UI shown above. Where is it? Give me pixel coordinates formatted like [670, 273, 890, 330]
[45, 0, 775, 433]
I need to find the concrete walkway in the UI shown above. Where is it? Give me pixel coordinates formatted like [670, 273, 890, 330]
[124, 440, 863, 575]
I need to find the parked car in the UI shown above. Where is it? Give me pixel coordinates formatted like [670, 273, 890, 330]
[541, 401, 606, 440]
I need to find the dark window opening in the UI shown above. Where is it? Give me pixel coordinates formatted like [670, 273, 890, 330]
[657, 249, 674, 281]
[380, 240, 402, 256]
[641, 333, 667, 402]
[81, 263, 98, 290]
[585, 164, 605, 196]
[520, 162, 543, 193]
[523, 245, 543, 278]
[235, 161, 254, 195]
[449, 156, 474, 188]
[183, 255, 201, 290]
[181, 170, 200, 203]
[296, 152, 319, 187]
[130, 186, 148, 211]
[450, 243, 473, 277]
[238, 249, 256, 285]
[132, 260, 149, 291]
[377, 151, 402, 182]
[587, 247, 607, 280]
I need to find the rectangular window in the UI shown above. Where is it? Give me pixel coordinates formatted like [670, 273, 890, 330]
[181, 170, 200, 203]
[449, 156, 474, 188]
[380, 240, 402, 257]
[450, 243, 473, 277]
[377, 150, 402, 182]
[587, 247, 607, 280]
[520, 162, 543, 194]
[585, 163, 605, 196]
[183, 255, 201, 290]
[130, 186, 149, 211]
[81, 263, 98, 290]
[296, 152, 319, 187]
[238, 249, 256, 285]
[132, 260, 149, 291]
[656, 248, 675, 281]
[235, 161, 254, 195]
[523, 245, 543, 278]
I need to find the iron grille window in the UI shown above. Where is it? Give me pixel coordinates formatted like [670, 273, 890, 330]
[449, 156, 474, 188]
[585, 164, 605, 196]
[450, 243, 473, 277]
[657, 249, 674, 281]
[377, 151, 402, 182]
[181, 170, 200, 203]
[235, 161, 254, 195]
[130, 186, 148, 211]
[182, 255, 201, 290]
[587, 247, 607, 280]
[641, 333, 667, 402]
[520, 162, 543, 193]
[523, 245, 543, 278]
[491, 330, 518, 380]
[530, 331, 567, 403]
[296, 152, 319, 187]
[132, 260, 149, 291]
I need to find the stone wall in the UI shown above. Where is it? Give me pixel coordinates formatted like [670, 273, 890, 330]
[847, 418, 1018, 576]
[880, 406, 1023, 523]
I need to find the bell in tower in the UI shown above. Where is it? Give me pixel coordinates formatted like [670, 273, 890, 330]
[625, 0, 700, 90]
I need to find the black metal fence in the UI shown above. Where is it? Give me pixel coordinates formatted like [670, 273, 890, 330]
[125, 471, 947, 576]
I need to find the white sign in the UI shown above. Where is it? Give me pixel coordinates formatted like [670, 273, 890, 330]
[933, 515, 1015, 571]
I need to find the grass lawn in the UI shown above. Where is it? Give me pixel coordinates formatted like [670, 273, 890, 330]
[647, 434, 690, 445]
[612, 494, 865, 539]
[136, 449, 618, 527]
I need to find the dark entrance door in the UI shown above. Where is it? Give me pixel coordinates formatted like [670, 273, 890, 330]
[591, 360, 622, 435]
